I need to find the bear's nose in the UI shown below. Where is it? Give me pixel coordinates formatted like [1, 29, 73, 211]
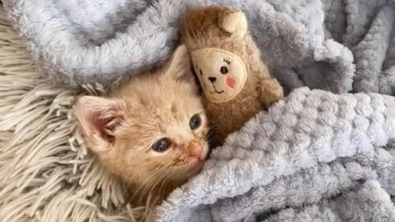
[208, 77, 217, 83]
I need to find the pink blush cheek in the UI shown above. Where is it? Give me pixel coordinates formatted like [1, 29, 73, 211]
[226, 77, 235, 89]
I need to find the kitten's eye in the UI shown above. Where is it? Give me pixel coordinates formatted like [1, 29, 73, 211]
[189, 114, 202, 130]
[151, 138, 171, 152]
[220, 66, 229, 74]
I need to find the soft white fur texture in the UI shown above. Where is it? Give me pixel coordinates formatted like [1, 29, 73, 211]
[0, 9, 143, 222]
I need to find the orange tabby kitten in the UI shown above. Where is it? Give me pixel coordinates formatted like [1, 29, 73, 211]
[75, 45, 209, 208]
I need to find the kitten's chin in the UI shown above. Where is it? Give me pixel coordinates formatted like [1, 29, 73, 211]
[187, 158, 205, 174]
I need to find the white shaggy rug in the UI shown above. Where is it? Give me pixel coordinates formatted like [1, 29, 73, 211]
[0, 8, 144, 222]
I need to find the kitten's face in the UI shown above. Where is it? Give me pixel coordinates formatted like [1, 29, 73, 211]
[109, 74, 209, 184]
[75, 45, 209, 201]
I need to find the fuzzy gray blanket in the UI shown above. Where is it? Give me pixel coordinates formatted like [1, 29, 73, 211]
[158, 87, 395, 221]
[3, 0, 395, 221]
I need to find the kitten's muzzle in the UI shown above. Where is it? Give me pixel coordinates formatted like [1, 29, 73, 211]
[188, 141, 205, 161]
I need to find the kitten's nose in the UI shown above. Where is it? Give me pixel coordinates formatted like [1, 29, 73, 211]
[188, 141, 203, 160]
[208, 77, 217, 83]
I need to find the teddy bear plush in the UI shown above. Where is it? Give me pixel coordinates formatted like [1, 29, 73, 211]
[181, 5, 284, 146]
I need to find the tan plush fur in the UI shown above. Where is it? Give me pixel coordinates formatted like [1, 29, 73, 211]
[75, 45, 209, 210]
[182, 6, 284, 145]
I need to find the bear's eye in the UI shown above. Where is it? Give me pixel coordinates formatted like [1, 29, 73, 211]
[220, 66, 229, 74]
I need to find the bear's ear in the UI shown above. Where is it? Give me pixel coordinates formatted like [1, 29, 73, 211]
[219, 8, 248, 39]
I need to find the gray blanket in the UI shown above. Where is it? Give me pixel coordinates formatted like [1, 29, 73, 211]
[3, 0, 395, 221]
[158, 87, 395, 221]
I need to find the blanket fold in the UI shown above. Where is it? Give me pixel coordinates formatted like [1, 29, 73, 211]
[262, 180, 395, 222]
[3, 0, 357, 92]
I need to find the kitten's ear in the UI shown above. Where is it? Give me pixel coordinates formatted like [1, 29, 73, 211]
[164, 44, 194, 82]
[75, 96, 124, 152]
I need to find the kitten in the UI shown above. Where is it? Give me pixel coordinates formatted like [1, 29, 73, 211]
[75, 45, 209, 208]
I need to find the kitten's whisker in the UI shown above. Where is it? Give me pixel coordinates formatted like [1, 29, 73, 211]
[139, 172, 165, 205]
[129, 168, 166, 204]
[139, 170, 171, 206]
[159, 170, 172, 191]
[158, 171, 174, 200]
[152, 170, 173, 207]
[134, 163, 173, 205]
[207, 130, 216, 137]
